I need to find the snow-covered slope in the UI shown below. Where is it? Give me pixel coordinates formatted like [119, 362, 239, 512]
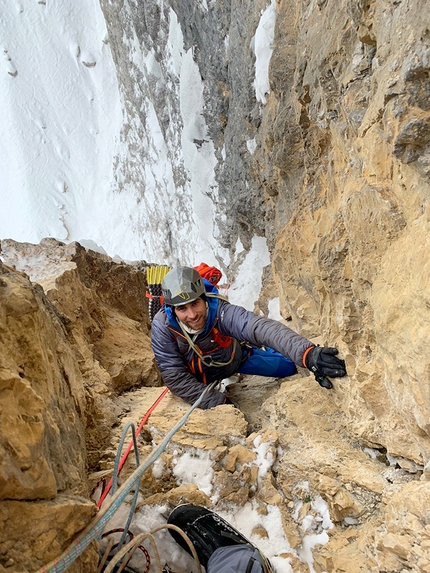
[0, 0, 276, 294]
[0, 0, 121, 248]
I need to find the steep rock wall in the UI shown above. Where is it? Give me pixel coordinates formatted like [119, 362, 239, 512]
[0, 258, 98, 572]
[98, 0, 430, 465]
[0, 240, 159, 572]
[256, 0, 430, 464]
[1, 239, 161, 468]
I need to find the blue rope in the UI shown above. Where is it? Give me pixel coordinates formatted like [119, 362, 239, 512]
[109, 421, 141, 552]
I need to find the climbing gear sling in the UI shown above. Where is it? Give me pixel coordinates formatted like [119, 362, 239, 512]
[173, 292, 237, 372]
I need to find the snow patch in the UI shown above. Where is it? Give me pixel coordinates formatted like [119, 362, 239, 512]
[172, 449, 214, 496]
[268, 297, 282, 320]
[251, 0, 277, 104]
[247, 138, 257, 154]
[228, 235, 270, 310]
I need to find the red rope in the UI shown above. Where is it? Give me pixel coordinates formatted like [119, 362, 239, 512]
[97, 387, 170, 508]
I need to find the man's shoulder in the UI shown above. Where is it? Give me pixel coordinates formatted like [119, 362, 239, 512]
[152, 308, 175, 334]
[217, 299, 254, 322]
[153, 308, 167, 324]
[151, 310, 180, 344]
[215, 298, 231, 314]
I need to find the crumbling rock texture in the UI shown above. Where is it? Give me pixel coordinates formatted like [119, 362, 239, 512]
[102, 376, 430, 573]
[261, 0, 430, 466]
[0, 240, 159, 572]
[1, 241, 429, 572]
[99, 0, 430, 467]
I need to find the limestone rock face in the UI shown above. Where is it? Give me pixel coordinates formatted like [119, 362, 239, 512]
[1, 239, 160, 468]
[0, 259, 97, 571]
[0, 496, 98, 573]
[241, 0, 427, 468]
[98, 0, 430, 465]
[256, 0, 430, 466]
[0, 260, 89, 500]
[1, 239, 429, 573]
[0, 240, 159, 572]
[100, 376, 430, 573]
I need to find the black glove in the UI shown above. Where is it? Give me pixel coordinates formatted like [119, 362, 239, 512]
[305, 346, 347, 378]
[314, 373, 334, 389]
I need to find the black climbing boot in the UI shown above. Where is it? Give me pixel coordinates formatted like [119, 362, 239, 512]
[167, 504, 253, 567]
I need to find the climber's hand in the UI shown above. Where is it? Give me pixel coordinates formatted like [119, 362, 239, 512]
[305, 346, 347, 378]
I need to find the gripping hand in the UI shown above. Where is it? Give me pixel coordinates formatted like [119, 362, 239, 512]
[304, 346, 347, 379]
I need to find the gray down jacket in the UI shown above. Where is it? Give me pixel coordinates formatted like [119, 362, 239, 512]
[207, 545, 270, 573]
[151, 299, 313, 409]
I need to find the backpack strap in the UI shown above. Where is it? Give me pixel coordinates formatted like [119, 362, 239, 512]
[206, 292, 229, 303]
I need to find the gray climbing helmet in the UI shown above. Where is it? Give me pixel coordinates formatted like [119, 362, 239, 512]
[162, 266, 205, 306]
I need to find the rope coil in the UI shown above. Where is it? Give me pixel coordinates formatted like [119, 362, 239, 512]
[36, 380, 219, 573]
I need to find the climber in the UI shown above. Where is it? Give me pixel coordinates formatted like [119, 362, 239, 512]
[151, 266, 346, 406]
[150, 266, 347, 409]
[167, 504, 273, 573]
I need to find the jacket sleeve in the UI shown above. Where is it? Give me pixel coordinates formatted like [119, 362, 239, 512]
[217, 301, 313, 366]
[150, 317, 226, 409]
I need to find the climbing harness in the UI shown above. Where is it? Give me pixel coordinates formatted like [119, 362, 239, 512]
[177, 319, 237, 369]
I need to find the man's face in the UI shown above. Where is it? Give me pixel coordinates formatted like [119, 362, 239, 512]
[174, 297, 207, 330]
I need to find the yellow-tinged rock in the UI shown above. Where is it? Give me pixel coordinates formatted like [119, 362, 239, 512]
[257, 475, 283, 505]
[225, 444, 257, 468]
[137, 484, 212, 509]
[324, 533, 349, 552]
[333, 488, 364, 517]
[416, 557, 430, 573]
[380, 532, 412, 559]
[150, 398, 248, 451]
[222, 449, 239, 472]
[0, 496, 98, 572]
